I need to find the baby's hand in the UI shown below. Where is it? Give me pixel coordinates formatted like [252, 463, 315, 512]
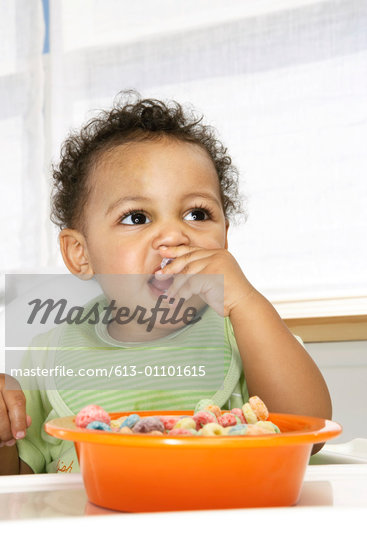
[0, 374, 31, 448]
[156, 245, 255, 317]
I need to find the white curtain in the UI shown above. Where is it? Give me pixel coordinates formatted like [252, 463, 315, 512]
[1, 0, 366, 307]
[0, 0, 45, 271]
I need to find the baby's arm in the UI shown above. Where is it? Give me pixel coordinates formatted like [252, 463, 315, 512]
[229, 289, 332, 453]
[229, 290, 332, 418]
[0, 374, 33, 475]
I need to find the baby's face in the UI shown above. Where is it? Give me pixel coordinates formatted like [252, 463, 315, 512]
[82, 138, 229, 276]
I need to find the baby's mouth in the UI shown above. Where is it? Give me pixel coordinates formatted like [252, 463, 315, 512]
[148, 258, 174, 293]
[148, 275, 174, 292]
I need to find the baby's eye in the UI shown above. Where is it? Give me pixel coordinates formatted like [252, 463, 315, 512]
[184, 209, 210, 222]
[120, 211, 151, 225]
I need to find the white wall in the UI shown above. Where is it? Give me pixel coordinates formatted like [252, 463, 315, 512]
[306, 341, 367, 443]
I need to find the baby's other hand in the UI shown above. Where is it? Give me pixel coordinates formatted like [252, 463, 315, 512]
[0, 374, 31, 448]
[156, 245, 255, 317]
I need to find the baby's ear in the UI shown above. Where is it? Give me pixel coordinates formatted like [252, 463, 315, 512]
[224, 219, 229, 250]
[59, 229, 94, 280]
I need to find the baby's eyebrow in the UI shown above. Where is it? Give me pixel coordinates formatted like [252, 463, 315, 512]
[106, 192, 221, 215]
[182, 192, 222, 207]
[106, 196, 148, 215]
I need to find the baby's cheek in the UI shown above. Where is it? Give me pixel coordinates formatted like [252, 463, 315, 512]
[204, 235, 227, 250]
[117, 249, 143, 274]
[99, 246, 139, 274]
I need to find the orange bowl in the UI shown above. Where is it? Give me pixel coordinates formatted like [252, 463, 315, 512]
[45, 410, 342, 513]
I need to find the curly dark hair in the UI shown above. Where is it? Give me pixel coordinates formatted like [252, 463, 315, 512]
[51, 90, 247, 231]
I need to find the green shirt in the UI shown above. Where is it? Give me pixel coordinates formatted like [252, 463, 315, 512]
[17, 300, 249, 473]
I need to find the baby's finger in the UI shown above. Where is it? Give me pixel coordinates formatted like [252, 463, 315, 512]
[158, 245, 202, 258]
[167, 277, 192, 302]
[156, 250, 213, 280]
[165, 256, 211, 297]
[3, 389, 28, 441]
[168, 274, 206, 303]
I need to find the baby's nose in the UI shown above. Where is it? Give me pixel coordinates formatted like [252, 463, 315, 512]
[152, 225, 190, 250]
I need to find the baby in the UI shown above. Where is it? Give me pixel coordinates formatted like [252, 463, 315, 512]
[0, 92, 332, 474]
